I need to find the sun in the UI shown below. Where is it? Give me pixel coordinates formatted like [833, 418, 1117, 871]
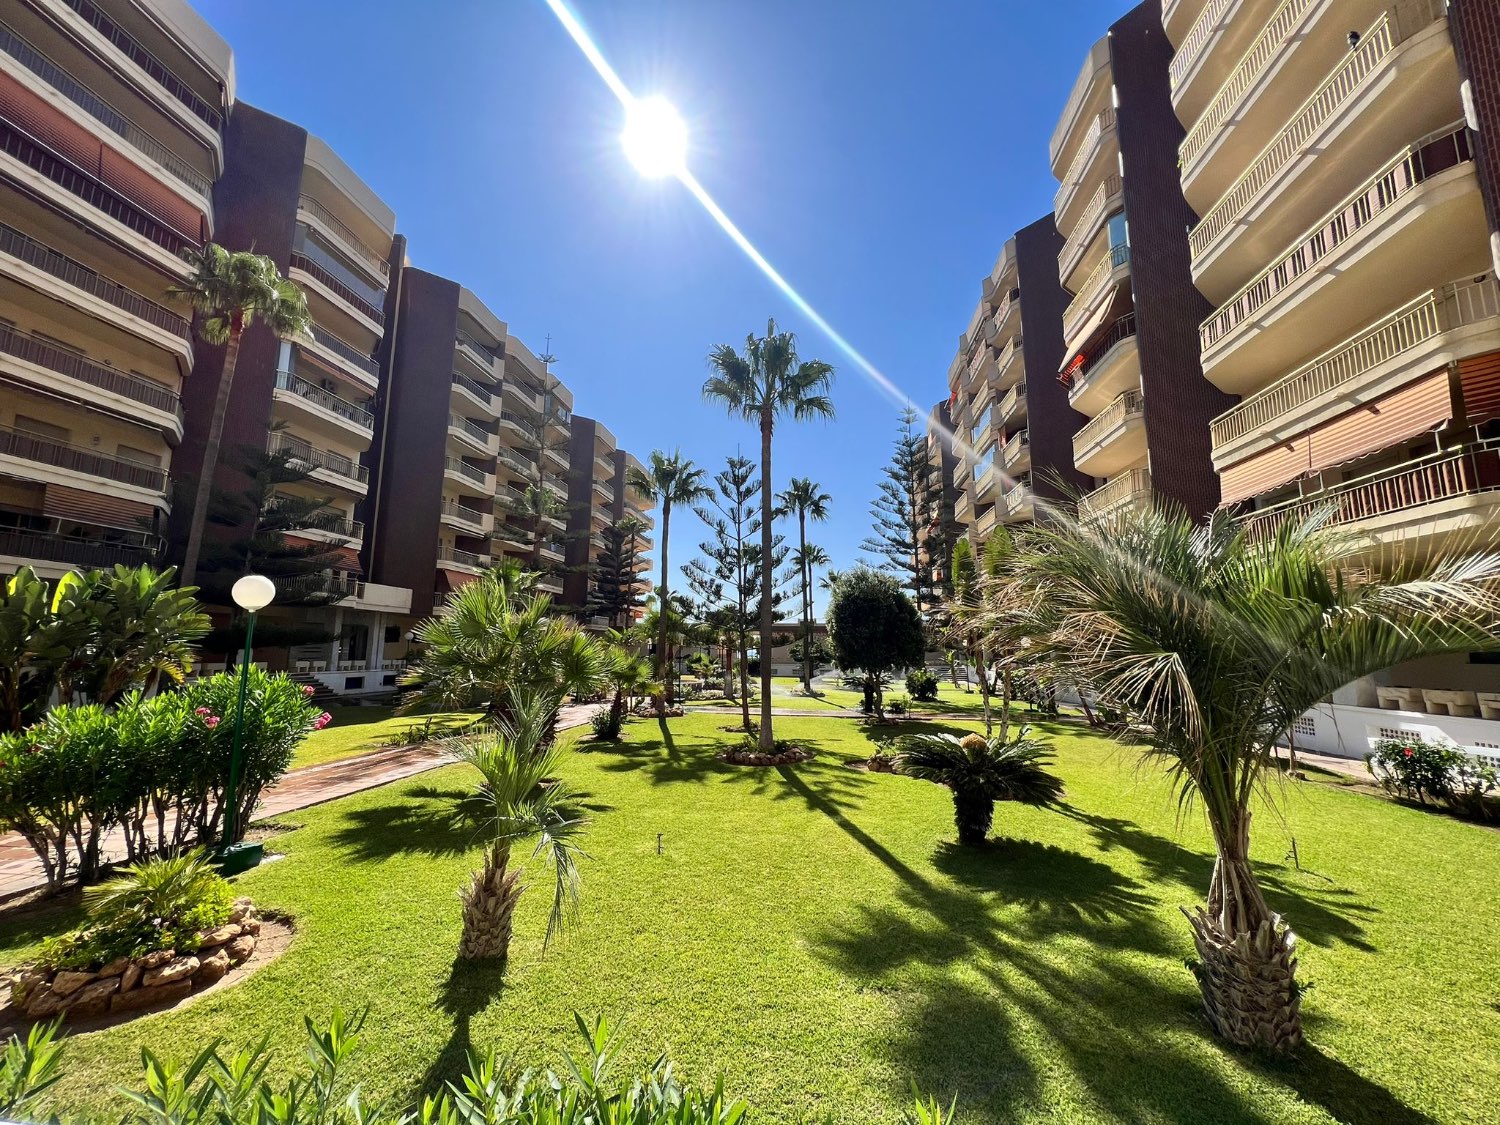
[621, 95, 688, 178]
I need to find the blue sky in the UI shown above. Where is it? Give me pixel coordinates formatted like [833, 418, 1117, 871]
[198, 0, 1138, 613]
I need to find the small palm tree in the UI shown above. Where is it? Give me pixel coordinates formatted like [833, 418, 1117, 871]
[1021, 505, 1500, 1051]
[454, 694, 589, 961]
[705, 321, 835, 753]
[627, 452, 710, 707]
[895, 727, 1064, 846]
[601, 636, 653, 737]
[169, 245, 312, 585]
[778, 477, 832, 693]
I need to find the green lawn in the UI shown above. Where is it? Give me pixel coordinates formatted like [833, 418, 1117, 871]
[770, 675, 1020, 718]
[291, 707, 481, 769]
[3, 713, 1496, 1123]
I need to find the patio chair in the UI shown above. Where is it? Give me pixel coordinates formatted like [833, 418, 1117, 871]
[1375, 686, 1426, 712]
[1421, 689, 1479, 718]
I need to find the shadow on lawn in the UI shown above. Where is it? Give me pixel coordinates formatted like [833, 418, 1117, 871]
[329, 786, 478, 860]
[419, 956, 508, 1098]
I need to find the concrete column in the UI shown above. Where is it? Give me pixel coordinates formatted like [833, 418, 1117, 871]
[368, 612, 385, 671]
[329, 607, 344, 670]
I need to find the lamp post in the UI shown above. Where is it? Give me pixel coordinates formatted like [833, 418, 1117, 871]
[218, 574, 275, 874]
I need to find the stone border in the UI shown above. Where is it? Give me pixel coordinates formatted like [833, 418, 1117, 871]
[717, 746, 815, 767]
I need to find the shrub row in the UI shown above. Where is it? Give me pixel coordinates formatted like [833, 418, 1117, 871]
[1366, 735, 1496, 819]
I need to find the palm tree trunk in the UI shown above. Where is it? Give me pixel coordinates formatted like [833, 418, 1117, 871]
[1184, 811, 1302, 1052]
[799, 510, 812, 693]
[953, 788, 994, 846]
[739, 632, 751, 730]
[180, 323, 243, 585]
[758, 414, 775, 753]
[999, 669, 1013, 743]
[459, 841, 523, 961]
[657, 501, 672, 710]
[976, 640, 993, 735]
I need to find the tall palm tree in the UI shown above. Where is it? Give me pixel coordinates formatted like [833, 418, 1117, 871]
[401, 562, 610, 730]
[778, 477, 832, 692]
[453, 693, 589, 961]
[1019, 505, 1500, 1051]
[169, 245, 312, 585]
[895, 727, 1063, 846]
[705, 321, 835, 752]
[789, 544, 830, 691]
[627, 452, 709, 706]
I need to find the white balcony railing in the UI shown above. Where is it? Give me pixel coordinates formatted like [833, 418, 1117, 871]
[1064, 243, 1131, 344]
[1079, 468, 1152, 521]
[1054, 107, 1118, 221]
[1073, 390, 1144, 458]
[1211, 276, 1500, 450]
[1057, 173, 1123, 282]
[999, 381, 1028, 422]
[1168, 0, 1240, 92]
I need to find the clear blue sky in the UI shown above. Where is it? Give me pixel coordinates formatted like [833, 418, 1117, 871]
[197, 0, 1138, 614]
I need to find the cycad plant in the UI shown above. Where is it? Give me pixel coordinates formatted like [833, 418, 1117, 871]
[453, 694, 589, 962]
[895, 727, 1063, 846]
[1020, 505, 1500, 1051]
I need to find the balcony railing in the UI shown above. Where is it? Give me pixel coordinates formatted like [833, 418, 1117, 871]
[268, 432, 369, 484]
[999, 381, 1028, 421]
[451, 370, 493, 404]
[438, 547, 488, 569]
[306, 332, 378, 379]
[444, 457, 489, 488]
[1004, 476, 1033, 514]
[1211, 276, 1500, 450]
[991, 289, 1019, 335]
[0, 524, 158, 568]
[501, 411, 540, 441]
[1080, 468, 1152, 521]
[1201, 125, 1473, 353]
[440, 499, 488, 527]
[0, 19, 211, 195]
[273, 370, 374, 430]
[449, 413, 494, 448]
[297, 194, 389, 278]
[994, 335, 1024, 384]
[288, 251, 384, 324]
[60, 0, 223, 129]
[0, 323, 181, 417]
[1073, 389, 1144, 456]
[1189, 0, 1447, 260]
[456, 329, 501, 367]
[1002, 429, 1029, 468]
[1054, 107, 1118, 219]
[0, 424, 165, 491]
[1241, 441, 1500, 539]
[1057, 174, 1123, 281]
[0, 221, 189, 337]
[1064, 243, 1131, 343]
[1169, 0, 1240, 93]
[966, 340, 990, 384]
[0, 116, 197, 253]
[1063, 313, 1138, 396]
[270, 502, 362, 541]
[1180, 0, 1316, 172]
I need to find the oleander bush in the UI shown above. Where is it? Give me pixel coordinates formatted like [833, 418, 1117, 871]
[904, 668, 939, 701]
[0, 670, 324, 888]
[1367, 735, 1497, 818]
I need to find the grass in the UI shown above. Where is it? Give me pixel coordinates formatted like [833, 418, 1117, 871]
[3, 712, 1497, 1123]
[769, 675, 1019, 718]
[292, 707, 480, 769]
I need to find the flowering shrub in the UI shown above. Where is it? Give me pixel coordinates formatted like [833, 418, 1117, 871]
[905, 668, 940, 702]
[1366, 735, 1496, 818]
[0, 669, 321, 888]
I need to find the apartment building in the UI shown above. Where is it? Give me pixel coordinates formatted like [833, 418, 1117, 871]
[1164, 0, 1500, 758]
[918, 398, 960, 591]
[0, 0, 228, 577]
[562, 415, 655, 624]
[946, 215, 1090, 547]
[1052, 1, 1232, 523]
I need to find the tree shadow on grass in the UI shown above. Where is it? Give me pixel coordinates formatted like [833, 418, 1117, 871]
[418, 956, 509, 1098]
[329, 786, 479, 861]
[0, 890, 86, 955]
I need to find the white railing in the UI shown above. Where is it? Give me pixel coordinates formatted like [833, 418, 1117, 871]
[440, 499, 489, 528]
[444, 457, 489, 488]
[1080, 468, 1152, 520]
[439, 547, 488, 569]
[1064, 243, 1131, 343]
[966, 341, 990, 384]
[1004, 475, 1033, 514]
[1073, 390, 1144, 457]
[991, 289, 1019, 335]
[1002, 429, 1029, 468]
[1211, 277, 1500, 449]
[1054, 107, 1118, 221]
[1201, 124, 1472, 353]
[1057, 174, 1123, 282]
[449, 413, 494, 448]
[1190, 0, 1446, 261]
[1169, 0, 1240, 92]
[1179, 0, 1313, 167]
[999, 381, 1028, 422]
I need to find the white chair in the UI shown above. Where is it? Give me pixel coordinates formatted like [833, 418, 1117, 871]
[1421, 689, 1479, 718]
[311, 661, 327, 673]
[295, 660, 311, 673]
[1476, 692, 1500, 721]
[1375, 686, 1426, 712]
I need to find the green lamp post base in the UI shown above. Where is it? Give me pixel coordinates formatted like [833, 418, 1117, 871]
[214, 841, 264, 876]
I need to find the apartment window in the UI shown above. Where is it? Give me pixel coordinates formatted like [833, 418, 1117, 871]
[0, 509, 48, 532]
[1107, 212, 1129, 250]
[14, 415, 69, 442]
[116, 445, 162, 467]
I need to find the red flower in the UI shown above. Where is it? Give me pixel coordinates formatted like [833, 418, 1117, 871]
[302, 685, 317, 697]
[202, 715, 221, 729]
[194, 707, 212, 716]
[312, 711, 333, 731]
[1403, 747, 1414, 757]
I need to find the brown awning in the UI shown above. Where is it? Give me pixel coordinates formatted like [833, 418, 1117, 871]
[43, 485, 154, 530]
[1459, 349, 1500, 426]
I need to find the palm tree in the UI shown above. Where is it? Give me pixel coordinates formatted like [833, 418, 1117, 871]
[895, 727, 1064, 846]
[453, 693, 589, 961]
[778, 477, 832, 693]
[627, 452, 709, 707]
[169, 245, 312, 585]
[1019, 505, 1500, 1051]
[705, 321, 835, 752]
[789, 544, 830, 691]
[401, 562, 610, 731]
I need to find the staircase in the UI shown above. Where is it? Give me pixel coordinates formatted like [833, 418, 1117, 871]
[287, 672, 339, 706]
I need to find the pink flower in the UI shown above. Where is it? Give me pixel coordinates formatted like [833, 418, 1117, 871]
[202, 715, 221, 729]
[302, 685, 317, 697]
[312, 711, 333, 731]
[1403, 747, 1414, 758]
[194, 707, 212, 716]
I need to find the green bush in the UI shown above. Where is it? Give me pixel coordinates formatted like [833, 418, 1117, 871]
[0, 669, 321, 888]
[1366, 735, 1496, 818]
[905, 669, 939, 701]
[888, 695, 909, 716]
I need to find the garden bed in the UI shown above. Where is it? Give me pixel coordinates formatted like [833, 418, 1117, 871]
[717, 744, 814, 767]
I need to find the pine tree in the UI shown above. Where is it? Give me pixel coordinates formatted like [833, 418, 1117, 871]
[588, 515, 647, 628]
[862, 406, 948, 616]
[491, 370, 577, 591]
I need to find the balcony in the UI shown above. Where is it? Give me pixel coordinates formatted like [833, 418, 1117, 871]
[451, 370, 497, 414]
[1001, 429, 1030, 475]
[593, 478, 613, 503]
[954, 490, 974, 524]
[273, 370, 374, 434]
[974, 504, 998, 540]
[304, 331, 379, 385]
[1002, 477, 1035, 522]
[1057, 173, 1123, 287]
[448, 413, 497, 455]
[438, 547, 489, 574]
[990, 289, 1021, 345]
[1051, 36, 1112, 174]
[267, 433, 369, 493]
[440, 498, 492, 535]
[1240, 442, 1500, 545]
[456, 329, 500, 370]
[1063, 243, 1131, 350]
[500, 411, 540, 443]
[998, 381, 1028, 425]
[994, 334, 1025, 390]
[0, 523, 157, 570]
[0, 322, 182, 434]
[505, 379, 544, 412]
[297, 194, 389, 281]
[1169, 0, 1274, 124]
[1210, 277, 1500, 467]
[965, 339, 993, 386]
[443, 457, 492, 492]
[0, 18, 211, 199]
[277, 509, 363, 546]
[1079, 468, 1153, 523]
[289, 250, 384, 328]
[1199, 126, 1482, 390]
[971, 456, 997, 500]
[1054, 107, 1119, 233]
[1072, 390, 1146, 477]
[1064, 313, 1140, 416]
[0, 423, 166, 496]
[1188, 0, 1453, 293]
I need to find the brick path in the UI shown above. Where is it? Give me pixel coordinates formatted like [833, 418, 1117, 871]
[0, 703, 601, 902]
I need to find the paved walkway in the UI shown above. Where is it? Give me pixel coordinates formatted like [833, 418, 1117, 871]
[0, 702, 602, 902]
